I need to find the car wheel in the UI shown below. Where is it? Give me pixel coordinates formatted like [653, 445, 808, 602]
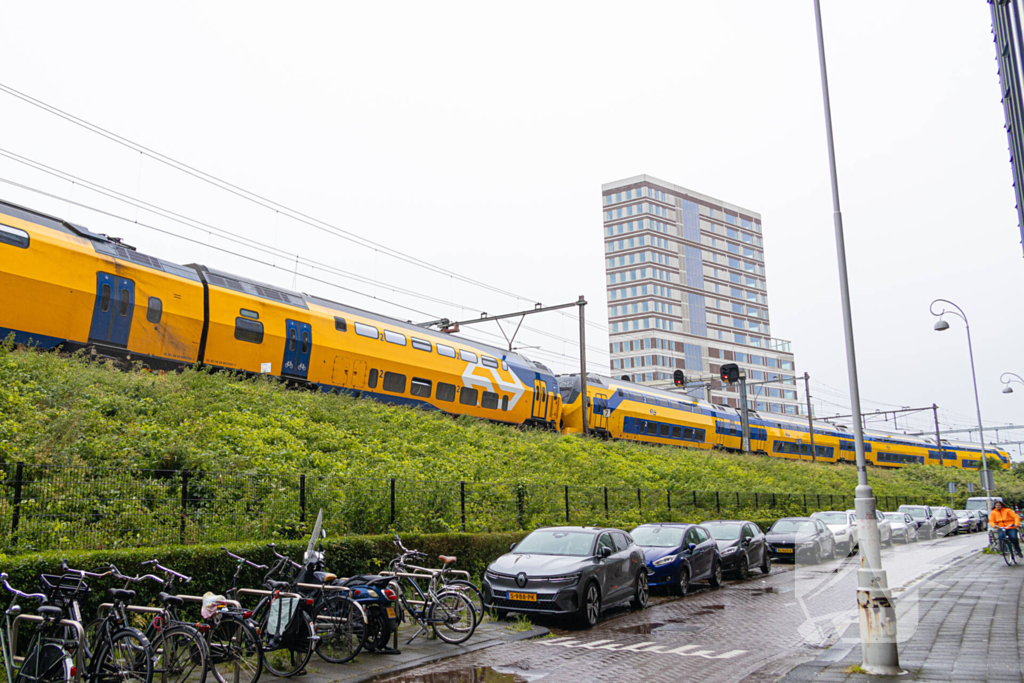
[674, 566, 690, 597]
[577, 581, 601, 628]
[737, 555, 749, 580]
[495, 609, 508, 620]
[760, 551, 771, 575]
[631, 571, 649, 610]
[709, 562, 722, 588]
[827, 541, 835, 560]
[885, 531, 892, 547]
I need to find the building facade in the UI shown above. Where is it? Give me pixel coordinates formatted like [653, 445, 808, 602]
[602, 174, 801, 415]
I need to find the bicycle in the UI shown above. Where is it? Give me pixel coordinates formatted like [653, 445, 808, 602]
[0, 573, 83, 683]
[997, 525, 1022, 566]
[384, 547, 477, 645]
[51, 562, 154, 683]
[390, 536, 484, 627]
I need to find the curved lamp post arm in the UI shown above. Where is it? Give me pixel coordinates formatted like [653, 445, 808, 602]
[1001, 372, 1024, 388]
[930, 298, 969, 327]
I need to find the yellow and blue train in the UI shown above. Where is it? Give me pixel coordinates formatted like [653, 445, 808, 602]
[0, 198, 1009, 471]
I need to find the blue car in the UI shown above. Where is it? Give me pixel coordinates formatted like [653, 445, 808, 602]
[630, 523, 723, 596]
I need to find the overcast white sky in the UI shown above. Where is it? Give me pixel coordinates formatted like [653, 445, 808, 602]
[2, 1, 1022, 453]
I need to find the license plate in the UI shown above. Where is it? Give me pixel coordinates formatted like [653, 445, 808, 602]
[386, 607, 396, 619]
[508, 592, 537, 602]
[777, 548, 794, 554]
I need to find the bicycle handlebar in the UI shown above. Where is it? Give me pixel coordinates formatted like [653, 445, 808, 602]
[60, 560, 112, 579]
[108, 565, 164, 585]
[0, 574, 47, 602]
[141, 560, 192, 583]
[221, 547, 268, 570]
[266, 545, 302, 569]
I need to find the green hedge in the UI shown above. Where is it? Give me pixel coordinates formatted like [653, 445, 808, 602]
[0, 532, 525, 619]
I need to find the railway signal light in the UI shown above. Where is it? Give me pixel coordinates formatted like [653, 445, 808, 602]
[673, 370, 685, 387]
[720, 363, 740, 384]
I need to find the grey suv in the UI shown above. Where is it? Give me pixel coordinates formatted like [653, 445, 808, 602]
[483, 526, 648, 628]
[898, 504, 937, 539]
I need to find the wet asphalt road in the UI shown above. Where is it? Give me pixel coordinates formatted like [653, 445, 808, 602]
[376, 531, 988, 683]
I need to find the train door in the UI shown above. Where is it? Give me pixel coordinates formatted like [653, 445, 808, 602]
[331, 356, 352, 386]
[352, 360, 366, 389]
[591, 395, 609, 432]
[283, 320, 313, 379]
[89, 272, 135, 347]
[531, 379, 549, 421]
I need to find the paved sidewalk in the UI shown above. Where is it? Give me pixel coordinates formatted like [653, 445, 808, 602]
[781, 550, 1024, 682]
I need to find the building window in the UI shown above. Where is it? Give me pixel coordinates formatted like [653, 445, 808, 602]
[146, 297, 162, 324]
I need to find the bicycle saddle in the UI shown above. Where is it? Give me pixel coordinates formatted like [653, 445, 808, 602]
[158, 592, 184, 607]
[36, 605, 63, 619]
[266, 580, 291, 592]
[439, 555, 457, 565]
[108, 588, 136, 602]
[313, 572, 337, 583]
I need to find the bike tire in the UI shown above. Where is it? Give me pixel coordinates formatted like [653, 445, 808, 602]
[151, 625, 209, 683]
[444, 579, 485, 626]
[360, 605, 393, 653]
[313, 596, 365, 664]
[20, 638, 75, 683]
[90, 627, 154, 683]
[259, 610, 314, 678]
[207, 615, 263, 683]
[428, 591, 476, 645]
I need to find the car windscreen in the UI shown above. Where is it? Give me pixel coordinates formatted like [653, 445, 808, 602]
[954, 511, 969, 518]
[702, 523, 741, 541]
[631, 526, 686, 548]
[770, 520, 815, 534]
[966, 499, 997, 510]
[883, 513, 904, 522]
[514, 530, 594, 556]
[902, 508, 927, 519]
[812, 513, 849, 525]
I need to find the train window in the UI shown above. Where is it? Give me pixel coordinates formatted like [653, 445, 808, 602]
[502, 396, 509, 411]
[618, 390, 624, 397]
[383, 372, 406, 393]
[334, 317, 347, 332]
[368, 369, 379, 388]
[459, 350, 478, 364]
[410, 377, 432, 398]
[146, 297, 162, 324]
[636, 395, 646, 404]
[0, 223, 29, 249]
[118, 289, 130, 316]
[437, 344, 456, 358]
[659, 424, 670, 437]
[234, 317, 264, 344]
[100, 284, 112, 312]
[646, 422, 658, 435]
[482, 356, 498, 369]
[436, 382, 457, 402]
[460, 387, 478, 406]
[482, 391, 499, 410]
[683, 427, 696, 440]
[411, 337, 432, 352]
[384, 330, 407, 346]
[355, 323, 379, 339]
[288, 327, 297, 352]
[671, 426, 682, 438]
[240, 309, 259, 320]
[301, 330, 310, 354]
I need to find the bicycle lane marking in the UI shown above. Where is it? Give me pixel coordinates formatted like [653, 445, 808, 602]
[536, 636, 745, 659]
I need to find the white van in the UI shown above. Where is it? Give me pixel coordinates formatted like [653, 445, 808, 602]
[965, 496, 1003, 511]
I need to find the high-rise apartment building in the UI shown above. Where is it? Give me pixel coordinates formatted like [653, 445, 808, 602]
[602, 174, 801, 415]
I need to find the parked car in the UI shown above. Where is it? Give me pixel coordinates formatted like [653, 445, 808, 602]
[965, 496, 1003, 512]
[933, 506, 959, 537]
[631, 523, 723, 596]
[765, 517, 836, 563]
[969, 510, 988, 531]
[811, 511, 859, 556]
[897, 504, 938, 539]
[702, 520, 772, 578]
[482, 526, 648, 628]
[954, 510, 977, 533]
[883, 511, 918, 543]
[846, 509, 893, 547]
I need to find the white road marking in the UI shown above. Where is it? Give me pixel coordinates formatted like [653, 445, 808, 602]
[537, 637, 746, 659]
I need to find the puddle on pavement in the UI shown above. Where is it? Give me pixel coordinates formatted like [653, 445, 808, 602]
[386, 665, 549, 682]
[744, 586, 793, 595]
[616, 618, 707, 635]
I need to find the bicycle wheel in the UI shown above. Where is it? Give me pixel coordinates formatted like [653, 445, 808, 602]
[20, 640, 74, 683]
[151, 626, 209, 683]
[207, 616, 263, 683]
[91, 627, 154, 683]
[313, 596, 364, 664]
[360, 605, 392, 653]
[428, 591, 476, 645]
[444, 580, 485, 626]
[260, 611, 313, 678]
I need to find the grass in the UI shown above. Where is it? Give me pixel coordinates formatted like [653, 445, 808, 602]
[506, 614, 534, 633]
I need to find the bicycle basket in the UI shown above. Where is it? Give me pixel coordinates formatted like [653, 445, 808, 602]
[38, 574, 90, 607]
[266, 596, 300, 637]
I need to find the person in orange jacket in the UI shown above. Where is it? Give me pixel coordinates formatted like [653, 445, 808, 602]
[990, 501, 1022, 557]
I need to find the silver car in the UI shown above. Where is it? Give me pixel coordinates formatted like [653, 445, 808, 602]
[811, 511, 858, 556]
[954, 510, 978, 533]
[883, 511, 918, 543]
[483, 526, 648, 628]
[847, 509, 893, 546]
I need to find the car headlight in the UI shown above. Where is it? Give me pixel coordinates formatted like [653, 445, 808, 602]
[538, 573, 580, 586]
[798, 542, 815, 549]
[652, 555, 677, 567]
[721, 547, 737, 556]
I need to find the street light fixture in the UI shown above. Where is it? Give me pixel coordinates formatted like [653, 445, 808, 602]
[1000, 372, 1024, 395]
[930, 299, 992, 513]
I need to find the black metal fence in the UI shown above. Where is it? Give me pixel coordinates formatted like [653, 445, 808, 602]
[0, 462, 959, 552]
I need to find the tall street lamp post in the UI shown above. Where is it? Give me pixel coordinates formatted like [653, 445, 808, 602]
[930, 299, 992, 513]
[811, 0, 901, 674]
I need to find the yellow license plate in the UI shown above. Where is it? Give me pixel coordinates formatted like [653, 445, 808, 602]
[777, 548, 794, 554]
[508, 592, 537, 602]
[386, 607, 396, 619]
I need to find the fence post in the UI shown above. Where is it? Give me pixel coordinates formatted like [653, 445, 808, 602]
[180, 469, 189, 544]
[604, 486, 609, 518]
[817, 494, 821, 509]
[755, 492, 759, 508]
[637, 488, 642, 512]
[460, 481, 466, 532]
[667, 490, 671, 522]
[390, 478, 396, 527]
[11, 461, 24, 544]
[692, 490, 697, 508]
[772, 493, 776, 508]
[516, 485, 525, 530]
[564, 485, 570, 524]
[803, 494, 807, 513]
[716, 491, 721, 515]
[736, 492, 740, 507]
[299, 474, 306, 524]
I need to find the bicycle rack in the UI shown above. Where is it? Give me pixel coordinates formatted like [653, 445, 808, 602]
[236, 589, 302, 599]
[10, 615, 85, 683]
[95, 603, 165, 619]
[177, 595, 242, 609]
[401, 564, 472, 581]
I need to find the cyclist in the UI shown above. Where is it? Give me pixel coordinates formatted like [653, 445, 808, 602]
[990, 500, 1022, 558]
